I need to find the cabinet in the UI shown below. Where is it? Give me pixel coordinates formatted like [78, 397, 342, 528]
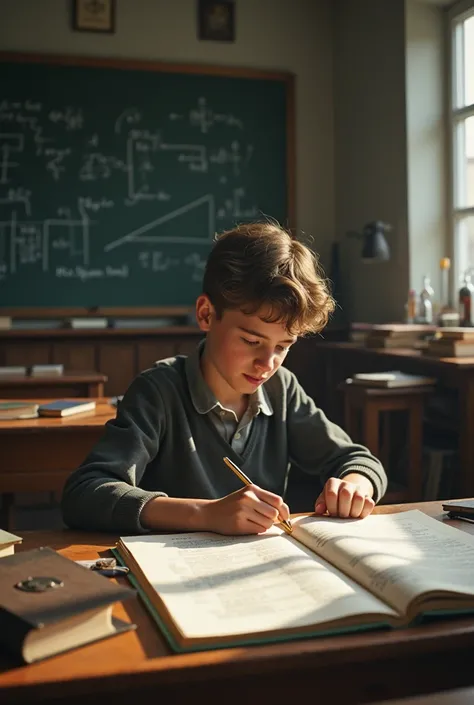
[0, 328, 204, 396]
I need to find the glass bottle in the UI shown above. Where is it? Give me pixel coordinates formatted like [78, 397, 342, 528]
[419, 276, 434, 324]
[459, 272, 474, 326]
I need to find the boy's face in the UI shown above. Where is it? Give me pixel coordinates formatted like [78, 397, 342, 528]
[196, 295, 297, 405]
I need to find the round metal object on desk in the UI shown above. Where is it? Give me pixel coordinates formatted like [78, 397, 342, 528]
[15, 576, 64, 592]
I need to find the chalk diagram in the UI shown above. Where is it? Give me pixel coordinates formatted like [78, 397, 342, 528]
[0, 96, 262, 285]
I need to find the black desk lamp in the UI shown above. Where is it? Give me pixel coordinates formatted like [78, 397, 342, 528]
[347, 221, 391, 262]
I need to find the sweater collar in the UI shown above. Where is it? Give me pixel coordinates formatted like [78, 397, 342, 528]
[185, 340, 273, 417]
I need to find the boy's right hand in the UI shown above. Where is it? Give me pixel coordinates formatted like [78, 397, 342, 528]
[202, 485, 290, 535]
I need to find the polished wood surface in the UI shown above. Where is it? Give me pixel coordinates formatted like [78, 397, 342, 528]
[0, 397, 115, 431]
[0, 371, 107, 398]
[2, 501, 474, 705]
[0, 399, 116, 529]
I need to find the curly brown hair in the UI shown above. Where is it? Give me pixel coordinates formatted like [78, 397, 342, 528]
[202, 222, 335, 336]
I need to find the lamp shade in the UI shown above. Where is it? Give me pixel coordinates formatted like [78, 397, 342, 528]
[356, 221, 391, 263]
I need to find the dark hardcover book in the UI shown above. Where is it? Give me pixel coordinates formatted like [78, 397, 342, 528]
[38, 400, 96, 417]
[442, 500, 474, 517]
[0, 547, 136, 663]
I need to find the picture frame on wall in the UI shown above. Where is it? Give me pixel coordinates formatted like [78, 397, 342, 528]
[198, 0, 235, 42]
[72, 0, 116, 34]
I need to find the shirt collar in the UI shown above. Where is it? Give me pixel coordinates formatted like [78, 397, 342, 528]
[185, 340, 273, 417]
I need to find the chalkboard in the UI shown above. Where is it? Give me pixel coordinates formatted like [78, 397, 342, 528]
[0, 53, 294, 313]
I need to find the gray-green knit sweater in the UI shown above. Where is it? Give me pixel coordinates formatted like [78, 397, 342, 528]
[61, 351, 387, 533]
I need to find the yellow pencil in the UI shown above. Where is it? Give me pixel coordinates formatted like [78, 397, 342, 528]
[223, 456, 293, 535]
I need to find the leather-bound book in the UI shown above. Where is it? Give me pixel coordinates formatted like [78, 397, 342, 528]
[0, 547, 136, 663]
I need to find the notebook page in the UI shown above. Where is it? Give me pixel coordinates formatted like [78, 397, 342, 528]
[292, 510, 474, 614]
[120, 530, 398, 640]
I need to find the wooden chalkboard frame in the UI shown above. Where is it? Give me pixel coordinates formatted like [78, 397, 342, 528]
[0, 51, 295, 319]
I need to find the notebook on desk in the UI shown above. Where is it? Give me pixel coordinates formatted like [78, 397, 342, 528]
[114, 510, 474, 653]
[350, 371, 436, 388]
[38, 400, 96, 417]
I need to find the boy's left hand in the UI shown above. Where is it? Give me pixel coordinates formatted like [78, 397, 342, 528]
[314, 473, 375, 519]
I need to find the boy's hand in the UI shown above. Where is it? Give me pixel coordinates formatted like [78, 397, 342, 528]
[314, 474, 375, 519]
[203, 485, 290, 535]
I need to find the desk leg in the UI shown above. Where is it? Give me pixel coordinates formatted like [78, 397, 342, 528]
[0, 493, 15, 531]
[88, 382, 104, 397]
[459, 376, 474, 496]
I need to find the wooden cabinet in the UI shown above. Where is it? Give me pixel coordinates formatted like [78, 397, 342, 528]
[0, 327, 346, 398]
[0, 328, 204, 396]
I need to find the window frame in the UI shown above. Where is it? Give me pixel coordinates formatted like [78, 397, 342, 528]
[448, 0, 474, 293]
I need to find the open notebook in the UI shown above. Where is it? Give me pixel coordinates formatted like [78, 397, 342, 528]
[114, 510, 474, 652]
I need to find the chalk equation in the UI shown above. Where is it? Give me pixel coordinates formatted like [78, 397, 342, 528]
[0, 94, 265, 287]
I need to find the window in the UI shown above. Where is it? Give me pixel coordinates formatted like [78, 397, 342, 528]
[450, 3, 474, 287]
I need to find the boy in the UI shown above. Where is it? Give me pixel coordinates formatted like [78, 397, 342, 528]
[61, 223, 387, 534]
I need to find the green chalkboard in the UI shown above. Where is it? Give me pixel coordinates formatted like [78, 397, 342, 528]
[0, 53, 294, 313]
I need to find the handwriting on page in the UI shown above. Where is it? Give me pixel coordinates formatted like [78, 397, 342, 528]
[294, 511, 474, 613]
[123, 532, 396, 639]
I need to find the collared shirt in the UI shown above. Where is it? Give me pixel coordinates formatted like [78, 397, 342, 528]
[62, 342, 388, 533]
[185, 342, 273, 454]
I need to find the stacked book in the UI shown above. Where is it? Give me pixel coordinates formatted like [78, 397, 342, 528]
[425, 327, 474, 358]
[349, 322, 373, 344]
[349, 371, 436, 388]
[0, 529, 22, 558]
[0, 401, 39, 420]
[0, 364, 64, 377]
[0, 366, 28, 377]
[365, 324, 436, 349]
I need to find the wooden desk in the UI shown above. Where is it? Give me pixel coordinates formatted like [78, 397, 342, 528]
[0, 371, 107, 398]
[0, 398, 116, 529]
[319, 342, 474, 497]
[1, 501, 474, 705]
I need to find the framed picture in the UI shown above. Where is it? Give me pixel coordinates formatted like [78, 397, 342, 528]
[72, 0, 116, 34]
[198, 0, 235, 42]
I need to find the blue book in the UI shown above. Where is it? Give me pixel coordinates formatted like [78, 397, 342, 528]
[38, 400, 96, 417]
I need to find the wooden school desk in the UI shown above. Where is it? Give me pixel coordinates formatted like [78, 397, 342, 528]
[0, 398, 116, 529]
[2, 500, 474, 705]
[0, 371, 107, 399]
[314, 342, 474, 497]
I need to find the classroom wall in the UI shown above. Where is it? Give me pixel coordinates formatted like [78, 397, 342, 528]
[405, 0, 447, 307]
[0, 0, 335, 269]
[333, 0, 447, 323]
[0, 0, 450, 323]
[333, 0, 410, 323]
